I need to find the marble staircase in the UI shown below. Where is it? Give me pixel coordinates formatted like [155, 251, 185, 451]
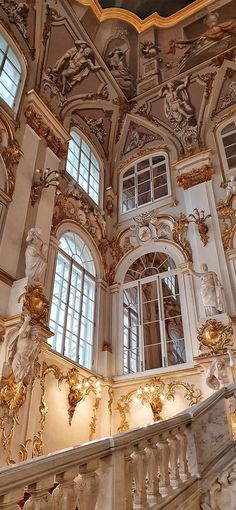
[0, 384, 235, 510]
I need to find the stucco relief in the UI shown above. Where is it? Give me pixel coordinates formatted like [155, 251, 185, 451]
[52, 187, 106, 248]
[122, 121, 164, 156]
[44, 40, 102, 98]
[0, 0, 36, 56]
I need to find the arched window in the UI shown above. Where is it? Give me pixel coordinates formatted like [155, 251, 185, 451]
[219, 118, 236, 174]
[121, 153, 170, 214]
[0, 32, 22, 109]
[49, 232, 96, 369]
[66, 130, 100, 205]
[122, 252, 186, 374]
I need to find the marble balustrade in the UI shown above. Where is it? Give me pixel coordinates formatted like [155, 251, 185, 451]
[0, 385, 235, 510]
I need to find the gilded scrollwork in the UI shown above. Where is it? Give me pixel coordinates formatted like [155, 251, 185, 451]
[197, 319, 233, 354]
[116, 377, 202, 432]
[25, 105, 68, 159]
[0, 373, 27, 464]
[217, 184, 236, 251]
[172, 213, 192, 261]
[1, 143, 23, 198]
[19, 438, 31, 462]
[176, 165, 213, 190]
[19, 285, 50, 327]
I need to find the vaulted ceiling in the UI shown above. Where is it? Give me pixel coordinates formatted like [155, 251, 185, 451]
[98, 0, 197, 19]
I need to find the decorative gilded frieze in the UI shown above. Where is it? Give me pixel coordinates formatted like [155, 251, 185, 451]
[116, 377, 202, 433]
[176, 165, 213, 190]
[197, 319, 233, 355]
[25, 105, 68, 159]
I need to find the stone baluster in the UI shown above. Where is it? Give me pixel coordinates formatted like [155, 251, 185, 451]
[176, 426, 190, 482]
[75, 461, 99, 510]
[145, 439, 159, 504]
[51, 468, 79, 510]
[131, 441, 149, 509]
[23, 476, 55, 509]
[0, 488, 24, 510]
[167, 430, 180, 489]
[156, 435, 171, 498]
[124, 447, 134, 510]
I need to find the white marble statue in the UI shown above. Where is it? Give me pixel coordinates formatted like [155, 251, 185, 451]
[25, 228, 47, 283]
[189, 263, 224, 317]
[5, 314, 41, 383]
[225, 175, 236, 202]
[205, 360, 220, 391]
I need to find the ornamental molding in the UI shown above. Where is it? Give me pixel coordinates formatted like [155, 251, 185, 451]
[108, 212, 192, 284]
[217, 188, 236, 251]
[116, 376, 202, 433]
[25, 104, 68, 159]
[197, 319, 233, 355]
[176, 165, 213, 190]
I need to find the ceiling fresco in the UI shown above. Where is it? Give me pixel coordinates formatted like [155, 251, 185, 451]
[98, 0, 197, 19]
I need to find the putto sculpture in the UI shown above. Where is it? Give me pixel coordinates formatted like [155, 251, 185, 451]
[25, 228, 47, 283]
[189, 263, 224, 316]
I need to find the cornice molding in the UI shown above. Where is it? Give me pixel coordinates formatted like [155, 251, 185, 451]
[74, 0, 214, 32]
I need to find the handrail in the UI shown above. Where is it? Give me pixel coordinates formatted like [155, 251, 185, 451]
[0, 384, 235, 510]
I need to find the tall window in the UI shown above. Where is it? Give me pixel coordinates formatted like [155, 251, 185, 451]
[123, 252, 186, 374]
[121, 153, 169, 213]
[50, 232, 96, 369]
[66, 131, 100, 204]
[220, 120, 236, 174]
[0, 33, 21, 108]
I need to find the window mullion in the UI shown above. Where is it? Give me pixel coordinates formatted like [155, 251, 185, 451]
[138, 281, 144, 372]
[158, 277, 167, 368]
[62, 260, 73, 356]
[76, 267, 85, 363]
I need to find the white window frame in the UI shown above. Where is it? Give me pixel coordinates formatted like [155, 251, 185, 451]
[0, 25, 27, 117]
[65, 129, 102, 207]
[49, 233, 97, 370]
[122, 268, 186, 375]
[119, 152, 172, 221]
[217, 115, 236, 177]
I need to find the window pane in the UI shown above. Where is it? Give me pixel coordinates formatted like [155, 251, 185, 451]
[123, 253, 185, 374]
[0, 37, 21, 107]
[66, 132, 100, 204]
[49, 233, 96, 370]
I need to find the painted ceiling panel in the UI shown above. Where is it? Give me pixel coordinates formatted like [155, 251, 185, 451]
[98, 0, 196, 19]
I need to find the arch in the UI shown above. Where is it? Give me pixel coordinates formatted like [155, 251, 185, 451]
[0, 24, 27, 116]
[115, 240, 186, 284]
[54, 220, 104, 280]
[65, 126, 103, 207]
